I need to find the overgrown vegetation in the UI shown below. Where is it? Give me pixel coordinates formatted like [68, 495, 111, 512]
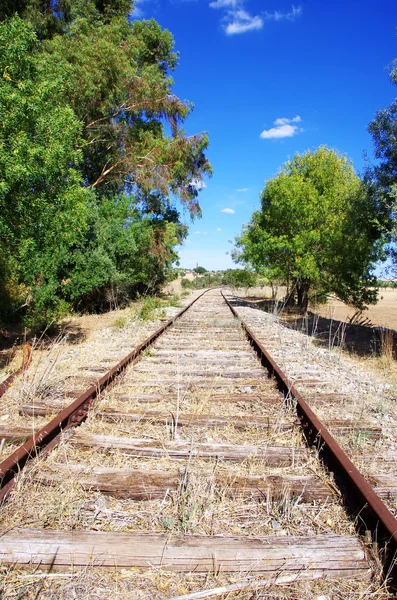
[137, 294, 181, 321]
[375, 280, 397, 288]
[0, 3, 211, 328]
[111, 293, 181, 328]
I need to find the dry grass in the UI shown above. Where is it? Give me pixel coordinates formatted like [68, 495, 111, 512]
[77, 412, 302, 449]
[1, 432, 353, 540]
[96, 389, 285, 418]
[0, 440, 20, 461]
[315, 288, 397, 331]
[0, 565, 390, 600]
[225, 293, 397, 524]
[0, 292, 198, 430]
[0, 346, 23, 384]
[0, 290, 394, 598]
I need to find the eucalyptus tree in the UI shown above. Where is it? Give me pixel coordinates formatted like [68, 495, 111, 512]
[0, 4, 211, 327]
[3, 0, 211, 217]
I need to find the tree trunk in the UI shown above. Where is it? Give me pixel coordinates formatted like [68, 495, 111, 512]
[297, 281, 310, 312]
[284, 288, 295, 306]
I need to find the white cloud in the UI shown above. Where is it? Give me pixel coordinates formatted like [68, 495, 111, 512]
[132, 0, 149, 18]
[225, 9, 263, 35]
[274, 115, 301, 126]
[217, 227, 222, 231]
[236, 187, 249, 192]
[260, 124, 297, 139]
[190, 178, 206, 190]
[264, 5, 302, 22]
[221, 208, 235, 214]
[209, 0, 237, 7]
[209, 1, 301, 36]
[209, 0, 262, 35]
[260, 115, 303, 139]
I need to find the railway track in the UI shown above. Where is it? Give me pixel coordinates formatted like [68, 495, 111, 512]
[0, 289, 396, 599]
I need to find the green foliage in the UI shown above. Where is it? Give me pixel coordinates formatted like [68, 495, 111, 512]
[165, 293, 182, 307]
[181, 277, 193, 289]
[222, 269, 257, 289]
[234, 147, 384, 311]
[180, 270, 257, 290]
[0, 1, 134, 38]
[0, 16, 93, 326]
[0, 7, 211, 329]
[58, 196, 185, 312]
[366, 55, 397, 260]
[375, 280, 397, 289]
[368, 59, 397, 195]
[112, 315, 128, 330]
[137, 297, 164, 321]
[136, 294, 180, 321]
[193, 266, 208, 274]
[44, 15, 211, 215]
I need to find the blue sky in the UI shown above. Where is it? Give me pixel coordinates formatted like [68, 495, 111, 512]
[135, 0, 397, 271]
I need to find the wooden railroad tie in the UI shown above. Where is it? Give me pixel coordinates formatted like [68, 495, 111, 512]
[0, 528, 371, 577]
[14, 408, 383, 439]
[35, 465, 333, 501]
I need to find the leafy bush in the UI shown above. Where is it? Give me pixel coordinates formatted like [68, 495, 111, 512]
[181, 278, 193, 289]
[221, 269, 257, 289]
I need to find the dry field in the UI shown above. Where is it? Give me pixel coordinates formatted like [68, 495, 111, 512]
[315, 288, 397, 330]
[237, 285, 397, 331]
[234, 285, 397, 370]
[232, 286, 397, 331]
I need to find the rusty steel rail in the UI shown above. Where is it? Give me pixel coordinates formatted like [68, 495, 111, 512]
[0, 291, 208, 502]
[0, 344, 32, 399]
[222, 291, 397, 585]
